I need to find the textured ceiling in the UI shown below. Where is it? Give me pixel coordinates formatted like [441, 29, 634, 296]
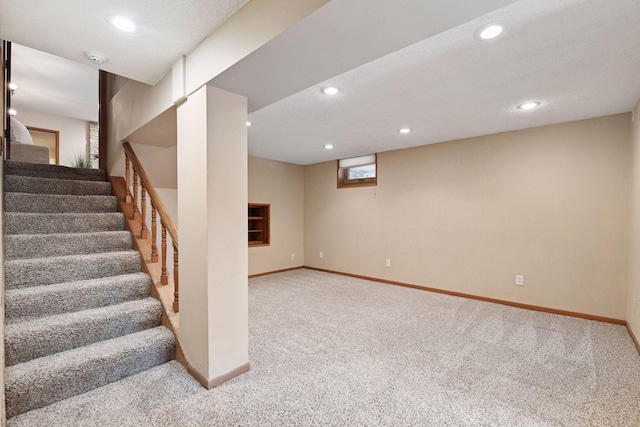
[0, 0, 248, 85]
[210, 0, 518, 112]
[11, 44, 99, 122]
[3, 0, 640, 166]
[245, 0, 640, 165]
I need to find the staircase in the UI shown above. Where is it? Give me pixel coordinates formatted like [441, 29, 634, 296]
[3, 160, 176, 418]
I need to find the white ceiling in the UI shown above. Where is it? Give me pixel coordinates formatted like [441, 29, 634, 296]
[11, 44, 99, 122]
[0, 0, 248, 85]
[242, 0, 640, 165]
[3, 0, 640, 166]
[211, 0, 518, 113]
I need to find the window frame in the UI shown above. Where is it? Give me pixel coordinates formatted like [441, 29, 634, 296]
[337, 154, 377, 189]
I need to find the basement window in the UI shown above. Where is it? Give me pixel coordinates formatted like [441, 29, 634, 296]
[337, 154, 377, 188]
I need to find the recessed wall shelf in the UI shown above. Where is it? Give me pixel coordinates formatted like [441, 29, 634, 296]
[248, 203, 270, 247]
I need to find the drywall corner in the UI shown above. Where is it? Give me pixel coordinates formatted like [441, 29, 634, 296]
[248, 156, 305, 275]
[627, 98, 640, 341]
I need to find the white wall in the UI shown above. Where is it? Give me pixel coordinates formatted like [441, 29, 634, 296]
[15, 109, 89, 167]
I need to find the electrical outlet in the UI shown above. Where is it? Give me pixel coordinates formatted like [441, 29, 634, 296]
[515, 275, 524, 286]
[385, 259, 391, 268]
[319, 251, 324, 259]
[291, 253, 295, 260]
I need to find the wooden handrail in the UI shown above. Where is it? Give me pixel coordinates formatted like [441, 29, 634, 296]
[123, 141, 179, 312]
[123, 142, 178, 243]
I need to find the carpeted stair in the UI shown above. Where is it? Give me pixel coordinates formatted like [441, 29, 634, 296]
[3, 160, 176, 418]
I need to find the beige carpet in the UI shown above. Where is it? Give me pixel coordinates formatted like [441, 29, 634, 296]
[9, 269, 640, 426]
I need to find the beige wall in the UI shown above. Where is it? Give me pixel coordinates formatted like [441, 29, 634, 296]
[249, 156, 305, 275]
[16, 109, 89, 167]
[110, 142, 177, 190]
[178, 85, 248, 381]
[628, 100, 640, 338]
[305, 114, 631, 320]
[106, 74, 174, 176]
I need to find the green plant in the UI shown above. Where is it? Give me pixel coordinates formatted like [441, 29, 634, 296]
[71, 152, 92, 168]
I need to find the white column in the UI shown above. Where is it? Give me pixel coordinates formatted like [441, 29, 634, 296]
[177, 85, 248, 387]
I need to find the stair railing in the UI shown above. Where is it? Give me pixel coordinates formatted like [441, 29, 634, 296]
[123, 142, 179, 312]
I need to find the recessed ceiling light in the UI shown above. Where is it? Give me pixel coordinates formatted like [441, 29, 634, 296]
[246, 121, 252, 126]
[321, 86, 341, 96]
[108, 15, 137, 33]
[517, 101, 541, 110]
[8, 108, 17, 116]
[324, 144, 334, 149]
[475, 24, 504, 40]
[399, 128, 411, 134]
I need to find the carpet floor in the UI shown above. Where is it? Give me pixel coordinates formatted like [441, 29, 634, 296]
[9, 269, 640, 426]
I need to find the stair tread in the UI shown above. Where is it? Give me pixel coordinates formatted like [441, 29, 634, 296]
[4, 361, 195, 426]
[5, 272, 152, 323]
[5, 326, 175, 418]
[4, 212, 124, 235]
[4, 231, 132, 260]
[5, 298, 163, 366]
[5, 175, 112, 195]
[4, 192, 117, 213]
[5, 160, 106, 181]
[5, 250, 141, 290]
[5, 249, 139, 265]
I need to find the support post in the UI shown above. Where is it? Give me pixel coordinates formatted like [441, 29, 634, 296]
[177, 85, 249, 388]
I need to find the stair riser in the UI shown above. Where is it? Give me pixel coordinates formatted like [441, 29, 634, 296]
[4, 232, 132, 260]
[4, 193, 117, 213]
[5, 161, 106, 182]
[4, 212, 124, 235]
[5, 252, 141, 290]
[5, 328, 175, 418]
[5, 175, 112, 196]
[5, 299, 163, 366]
[5, 273, 151, 323]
